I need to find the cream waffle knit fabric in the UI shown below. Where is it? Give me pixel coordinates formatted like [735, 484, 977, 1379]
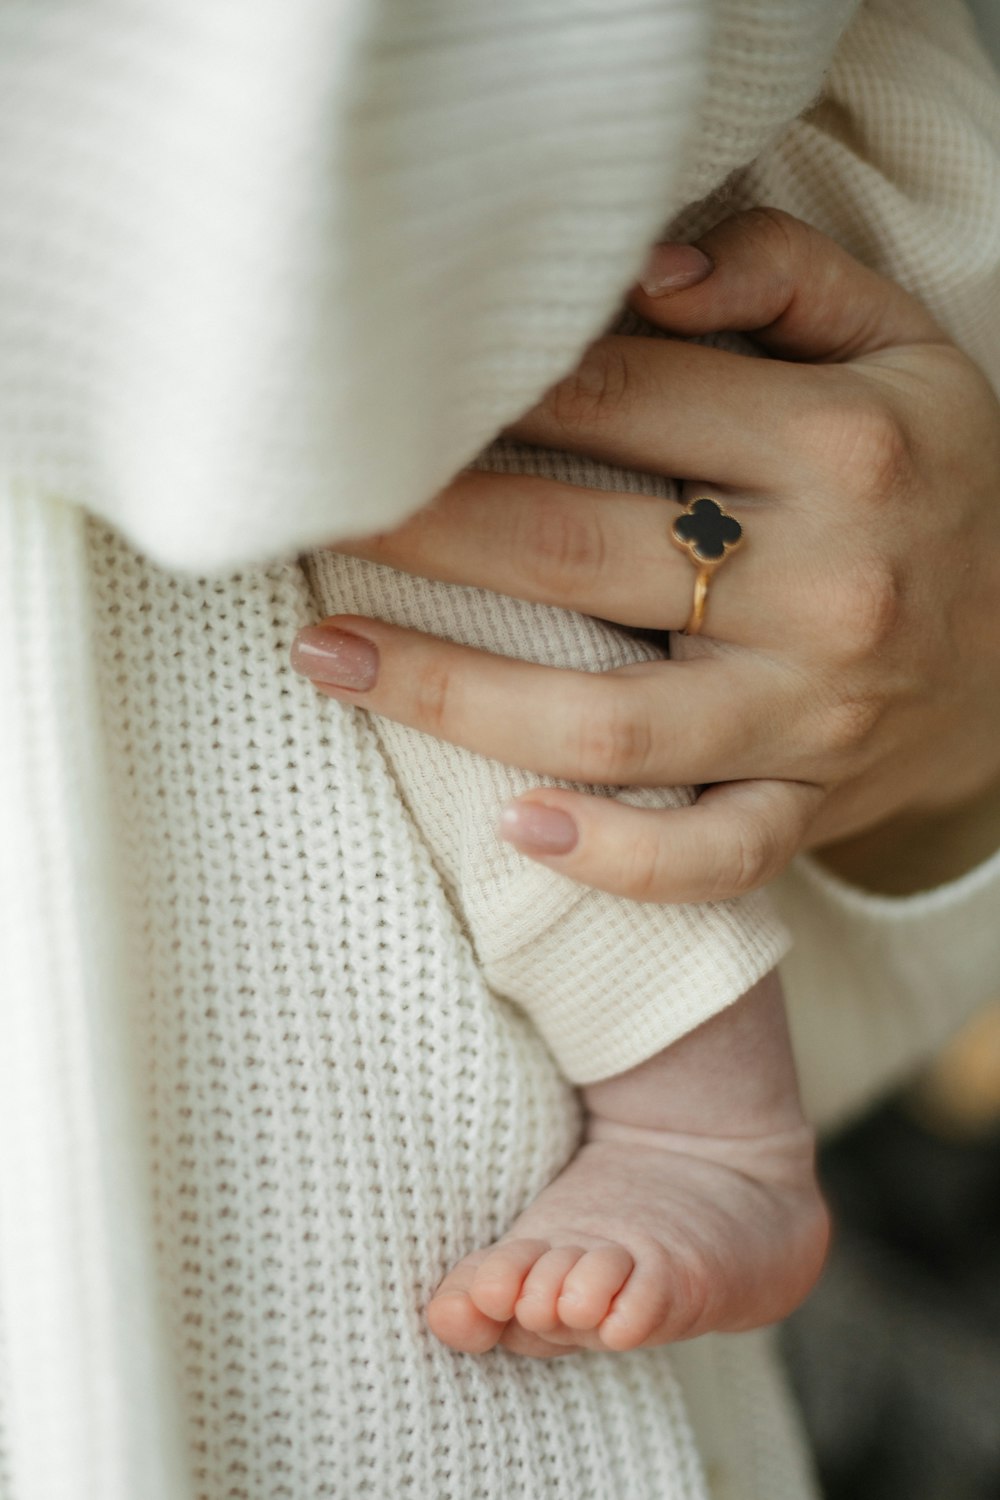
[305, 447, 787, 1088]
[3, 3, 1000, 1500]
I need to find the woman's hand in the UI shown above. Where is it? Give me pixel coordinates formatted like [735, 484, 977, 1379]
[292, 210, 1000, 902]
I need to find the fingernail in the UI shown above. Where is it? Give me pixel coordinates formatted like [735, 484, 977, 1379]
[500, 801, 579, 856]
[639, 243, 713, 297]
[290, 624, 379, 691]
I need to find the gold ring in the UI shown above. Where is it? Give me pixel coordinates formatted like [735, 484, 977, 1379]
[670, 496, 744, 635]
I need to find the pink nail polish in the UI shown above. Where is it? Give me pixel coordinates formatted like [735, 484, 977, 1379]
[290, 625, 379, 691]
[500, 802, 579, 856]
[639, 243, 713, 297]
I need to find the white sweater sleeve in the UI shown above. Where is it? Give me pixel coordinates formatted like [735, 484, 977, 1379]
[713, 0, 1000, 1130]
[307, 527, 788, 1086]
[774, 851, 1000, 1131]
[0, 0, 854, 575]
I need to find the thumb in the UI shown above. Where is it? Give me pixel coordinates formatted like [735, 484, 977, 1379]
[631, 207, 943, 362]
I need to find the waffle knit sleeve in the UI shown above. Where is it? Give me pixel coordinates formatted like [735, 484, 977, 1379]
[308, 535, 789, 1087]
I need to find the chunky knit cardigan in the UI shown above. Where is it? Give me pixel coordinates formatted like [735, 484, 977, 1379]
[2, 3, 1000, 1499]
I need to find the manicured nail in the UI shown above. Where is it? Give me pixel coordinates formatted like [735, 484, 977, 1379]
[500, 802, 579, 857]
[639, 242, 713, 297]
[290, 624, 379, 691]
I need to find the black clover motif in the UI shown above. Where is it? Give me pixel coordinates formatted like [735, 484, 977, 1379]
[672, 496, 742, 563]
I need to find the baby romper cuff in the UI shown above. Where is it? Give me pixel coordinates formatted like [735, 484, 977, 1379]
[484, 882, 791, 1085]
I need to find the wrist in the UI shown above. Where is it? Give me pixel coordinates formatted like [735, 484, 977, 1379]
[818, 777, 1000, 896]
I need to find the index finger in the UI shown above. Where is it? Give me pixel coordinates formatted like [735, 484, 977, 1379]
[632, 208, 944, 361]
[291, 616, 796, 786]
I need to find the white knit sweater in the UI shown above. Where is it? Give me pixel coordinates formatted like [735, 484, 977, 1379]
[2, 3, 1000, 1500]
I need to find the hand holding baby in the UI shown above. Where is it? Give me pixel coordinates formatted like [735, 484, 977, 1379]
[316, 209, 1000, 903]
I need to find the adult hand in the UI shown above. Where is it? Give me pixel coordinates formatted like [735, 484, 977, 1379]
[293, 210, 1000, 902]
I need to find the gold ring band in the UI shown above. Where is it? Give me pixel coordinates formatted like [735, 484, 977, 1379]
[687, 566, 713, 636]
[670, 496, 744, 636]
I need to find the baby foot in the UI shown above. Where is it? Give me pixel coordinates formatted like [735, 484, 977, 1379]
[426, 1120, 829, 1357]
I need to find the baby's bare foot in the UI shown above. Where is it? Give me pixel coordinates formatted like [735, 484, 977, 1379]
[426, 1121, 829, 1357]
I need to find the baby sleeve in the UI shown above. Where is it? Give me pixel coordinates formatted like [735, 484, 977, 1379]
[306, 526, 789, 1086]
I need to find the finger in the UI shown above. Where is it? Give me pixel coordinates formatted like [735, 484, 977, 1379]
[337, 471, 692, 629]
[292, 621, 799, 786]
[633, 207, 943, 361]
[499, 780, 825, 902]
[504, 334, 825, 491]
[337, 469, 798, 639]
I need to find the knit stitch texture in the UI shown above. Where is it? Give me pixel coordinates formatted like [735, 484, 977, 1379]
[3, 4, 1000, 1499]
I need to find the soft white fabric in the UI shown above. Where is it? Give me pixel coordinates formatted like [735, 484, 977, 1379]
[0, 491, 189, 1500]
[79, 520, 709, 1500]
[307, 514, 788, 1087]
[0, 0, 850, 570]
[2, 2, 1000, 1499]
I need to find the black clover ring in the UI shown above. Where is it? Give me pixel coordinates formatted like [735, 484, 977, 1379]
[672, 496, 743, 562]
[670, 496, 744, 634]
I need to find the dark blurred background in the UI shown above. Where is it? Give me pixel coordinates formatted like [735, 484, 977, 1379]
[782, 1004, 1000, 1500]
[970, 0, 1000, 60]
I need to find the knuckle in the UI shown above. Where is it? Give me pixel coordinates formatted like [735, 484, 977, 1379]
[617, 830, 672, 903]
[829, 557, 904, 659]
[572, 688, 654, 784]
[718, 814, 783, 898]
[549, 342, 632, 431]
[519, 504, 606, 600]
[736, 206, 802, 261]
[411, 659, 457, 735]
[817, 691, 883, 761]
[790, 390, 912, 502]
[716, 207, 811, 317]
[841, 399, 912, 500]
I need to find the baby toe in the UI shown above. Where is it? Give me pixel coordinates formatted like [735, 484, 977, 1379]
[556, 1244, 634, 1331]
[469, 1239, 551, 1322]
[599, 1244, 680, 1351]
[427, 1250, 511, 1353]
[515, 1247, 585, 1335]
[427, 1290, 507, 1354]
